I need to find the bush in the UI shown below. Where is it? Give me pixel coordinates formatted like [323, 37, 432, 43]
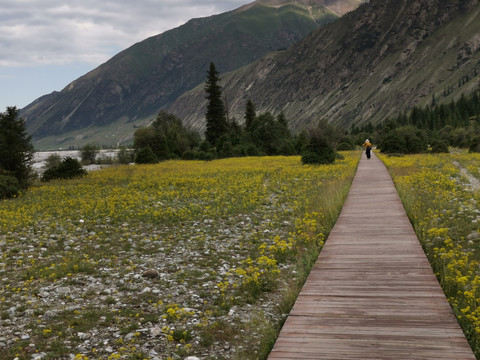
[80, 144, 99, 164]
[44, 154, 62, 170]
[117, 147, 134, 164]
[337, 141, 355, 151]
[218, 141, 234, 158]
[42, 157, 87, 181]
[301, 135, 336, 165]
[244, 143, 261, 156]
[135, 147, 158, 164]
[379, 131, 407, 153]
[0, 172, 20, 199]
[301, 151, 323, 165]
[430, 139, 449, 153]
[469, 136, 480, 153]
[197, 151, 216, 161]
[182, 150, 198, 160]
[378, 126, 428, 154]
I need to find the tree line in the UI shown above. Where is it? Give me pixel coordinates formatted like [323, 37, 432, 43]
[354, 83, 480, 154]
[5, 62, 477, 199]
[133, 62, 344, 165]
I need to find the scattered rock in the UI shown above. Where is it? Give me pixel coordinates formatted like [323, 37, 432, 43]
[38, 291, 49, 298]
[56, 287, 71, 295]
[7, 307, 16, 317]
[142, 269, 159, 279]
[150, 327, 162, 337]
[77, 332, 90, 340]
[43, 309, 59, 320]
[467, 231, 480, 240]
[32, 353, 47, 360]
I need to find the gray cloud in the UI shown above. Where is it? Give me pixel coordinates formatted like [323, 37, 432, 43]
[0, 0, 248, 67]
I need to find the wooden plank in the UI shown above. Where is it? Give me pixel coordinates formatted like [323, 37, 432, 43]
[268, 152, 476, 359]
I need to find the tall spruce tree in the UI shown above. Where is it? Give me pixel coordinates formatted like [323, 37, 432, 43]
[204, 62, 228, 145]
[244, 99, 256, 133]
[0, 106, 34, 190]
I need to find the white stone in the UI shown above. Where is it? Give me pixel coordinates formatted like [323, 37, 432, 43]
[150, 327, 162, 337]
[57, 287, 71, 294]
[467, 231, 480, 240]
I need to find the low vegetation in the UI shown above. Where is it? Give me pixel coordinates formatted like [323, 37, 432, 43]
[0, 153, 359, 359]
[42, 157, 87, 182]
[380, 150, 480, 358]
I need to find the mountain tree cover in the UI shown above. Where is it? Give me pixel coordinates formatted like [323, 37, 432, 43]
[133, 62, 346, 164]
[354, 86, 480, 154]
[133, 110, 200, 163]
[200, 62, 338, 162]
[0, 107, 34, 198]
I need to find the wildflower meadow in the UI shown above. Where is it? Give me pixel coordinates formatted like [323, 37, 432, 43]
[380, 150, 480, 358]
[0, 154, 359, 360]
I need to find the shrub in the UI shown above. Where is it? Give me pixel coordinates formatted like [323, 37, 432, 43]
[0, 172, 20, 199]
[337, 141, 355, 151]
[430, 139, 449, 153]
[301, 136, 336, 165]
[42, 157, 87, 181]
[378, 126, 428, 154]
[80, 144, 99, 164]
[301, 150, 323, 165]
[244, 143, 261, 156]
[44, 154, 62, 170]
[135, 147, 158, 164]
[218, 141, 234, 158]
[469, 136, 480, 153]
[379, 131, 407, 153]
[197, 151, 216, 161]
[117, 147, 134, 164]
[182, 150, 198, 160]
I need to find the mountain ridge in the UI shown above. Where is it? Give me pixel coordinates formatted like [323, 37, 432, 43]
[21, 0, 364, 149]
[169, 0, 480, 132]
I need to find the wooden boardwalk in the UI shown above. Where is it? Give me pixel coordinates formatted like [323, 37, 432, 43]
[268, 152, 476, 360]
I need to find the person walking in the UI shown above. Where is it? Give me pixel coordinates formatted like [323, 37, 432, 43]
[363, 139, 372, 159]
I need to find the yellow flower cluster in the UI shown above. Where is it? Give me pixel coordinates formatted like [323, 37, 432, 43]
[380, 151, 480, 356]
[162, 303, 194, 322]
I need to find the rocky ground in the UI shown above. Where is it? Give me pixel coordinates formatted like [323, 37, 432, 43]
[0, 209, 300, 360]
[1, 155, 357, 359]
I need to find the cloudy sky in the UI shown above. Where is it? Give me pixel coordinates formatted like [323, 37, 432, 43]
[0, 0, 249, 111]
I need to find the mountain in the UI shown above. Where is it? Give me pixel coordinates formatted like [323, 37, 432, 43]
[21, 0, 365, 149]
[170, 0, 480, 132]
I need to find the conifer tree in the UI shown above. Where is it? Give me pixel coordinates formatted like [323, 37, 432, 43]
[0, 106, 34, 190]
[244, 99, 256, 133]
[204, 62, 228, 145]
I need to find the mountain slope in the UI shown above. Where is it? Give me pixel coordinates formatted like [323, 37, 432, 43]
[170, 0, 480, 131]
[22, 0, 365, 149]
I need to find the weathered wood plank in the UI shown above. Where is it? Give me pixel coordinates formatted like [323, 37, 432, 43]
[267, 152, 476, 359]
